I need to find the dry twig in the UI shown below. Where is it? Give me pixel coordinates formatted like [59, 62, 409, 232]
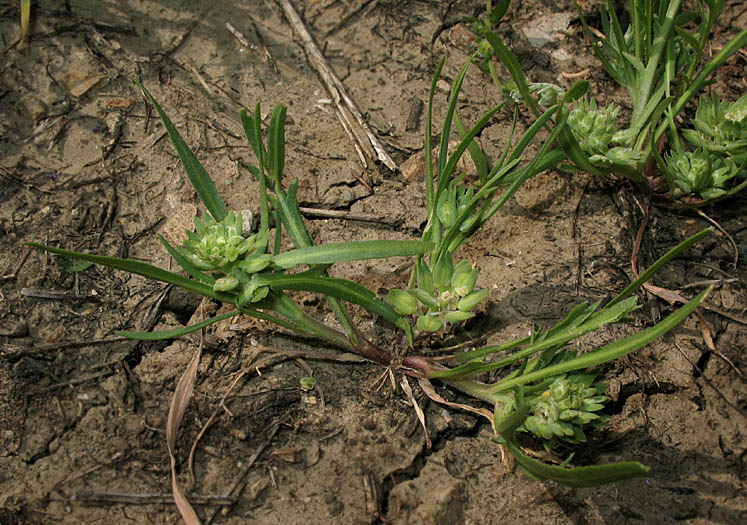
[280, 0, 397, 173]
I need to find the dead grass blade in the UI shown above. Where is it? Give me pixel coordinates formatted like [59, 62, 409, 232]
[167, 342, 203, 525]
[400, 376, 430, 448]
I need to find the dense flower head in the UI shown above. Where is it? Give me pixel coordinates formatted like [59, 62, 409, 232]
[499, 373, 609, 449]
[178, 212, 271, 302]
[683, 94, 747, 154]
[665, 149, 738, 200]
[389, 255, 488, 334]
[181, 212, 256, 271]
[568, 98, 642, 169]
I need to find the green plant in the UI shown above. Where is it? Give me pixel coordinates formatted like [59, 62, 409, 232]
[32, 58, 709, 498]
[478, 0, 747, 205]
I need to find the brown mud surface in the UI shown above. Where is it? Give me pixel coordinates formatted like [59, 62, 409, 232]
[1, 1, 745, 524]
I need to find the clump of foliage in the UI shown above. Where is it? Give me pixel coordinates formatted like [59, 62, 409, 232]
[474, 0, 747, 206]
[32, 56, 710, 501]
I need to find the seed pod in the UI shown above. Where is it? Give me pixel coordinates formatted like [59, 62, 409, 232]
[299, 376, 316, 391]
[213, 276, 239, 292]
[240, 253, 273, 274]
[443, 310, 474, 323]
[388, 289, 418, 316]
[409, 288, 439, 310]
[415, 314, 442, 333]
[238, 282, 269, 306]
[458, 212, 480, 234]
[451, 262, 478, 297]
[436, 187, 458, 228]
[457, 288, 489, 312]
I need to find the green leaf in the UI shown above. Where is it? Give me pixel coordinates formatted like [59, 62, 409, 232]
[30, 242, 231, 303]
[437, 57, 474, 186]
[429, 299, 632, 380]
[484, 31, 541, 118]
[136, 82, 228, 222]
[253, 272, 402, 325]
[272, 240, 432, 269]
[425, 58, 446, 219]
[116, 310, 239, 340]
[605, 228, 711, 308]
[59, 257, 93, 273]
[491, 287, 711, 392]
[157, 234, 215, 284]
[454, 110, 489, 184]
[487, 0, 511, 25]
[241, 105, 270, 240]
[275, 181, 313, 249]
[503, 436, 650, 487]
[268, 104, 287, 187]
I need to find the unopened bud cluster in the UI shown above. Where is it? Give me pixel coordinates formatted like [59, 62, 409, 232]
[436, 183, 481, 238]
[179, 212, 270, 304]
[499, 373, 609, 449]
[671, 94, 747, 199]
[568, 98, 639, 168]
[388, 254, 489, 333]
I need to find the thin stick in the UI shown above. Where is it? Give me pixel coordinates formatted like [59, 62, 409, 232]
[695, 208, 738, 269]
[206, 420, 280, 524]
[298, 206, 393, 225]
[225, 22, 250, 48]
[280, 0, 397, 172]
[75, 492, 237, 506]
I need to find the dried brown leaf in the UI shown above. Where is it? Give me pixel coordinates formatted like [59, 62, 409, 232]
[166, 344, 202, 525]
[401, 377, 430, 448]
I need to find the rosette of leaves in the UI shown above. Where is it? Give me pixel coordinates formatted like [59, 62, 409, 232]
[498, 373, 609, 450]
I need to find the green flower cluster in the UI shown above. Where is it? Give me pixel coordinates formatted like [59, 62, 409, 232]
[667, 94, 747, 200]
[682, 94, 747, 156]
[664, 149, 737, 200]
[500, 373, 609, 449]
[663, 95, 747, 200]
[389, 254, 489, 333]
[179, 212, 272, 303]
[435, 182, 480, 235]
[568, 98, 641, 168]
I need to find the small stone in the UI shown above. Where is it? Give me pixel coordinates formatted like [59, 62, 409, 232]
[522, 13, 574, 48]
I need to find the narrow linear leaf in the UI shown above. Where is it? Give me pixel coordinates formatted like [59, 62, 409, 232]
[268, 104, 287, 186]
[492, 287, 711, 392]
[157, 234, 215, 284]
[453, 111, 489, 183]
[484, 31, 541, 118]
[136, 82, 227, 222]
[254, 272, 401, 324]
[116, 310, 238, 340]
[504, 437, 650, 487]
[272, 240, 432, 269]
[30, 243, 230, 302]
[606, 229, 711, 308]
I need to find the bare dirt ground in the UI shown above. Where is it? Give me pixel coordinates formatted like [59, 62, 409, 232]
[1, 1, 745, 524]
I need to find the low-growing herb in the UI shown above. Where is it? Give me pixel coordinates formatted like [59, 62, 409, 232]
[32, 57, 710, 502]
